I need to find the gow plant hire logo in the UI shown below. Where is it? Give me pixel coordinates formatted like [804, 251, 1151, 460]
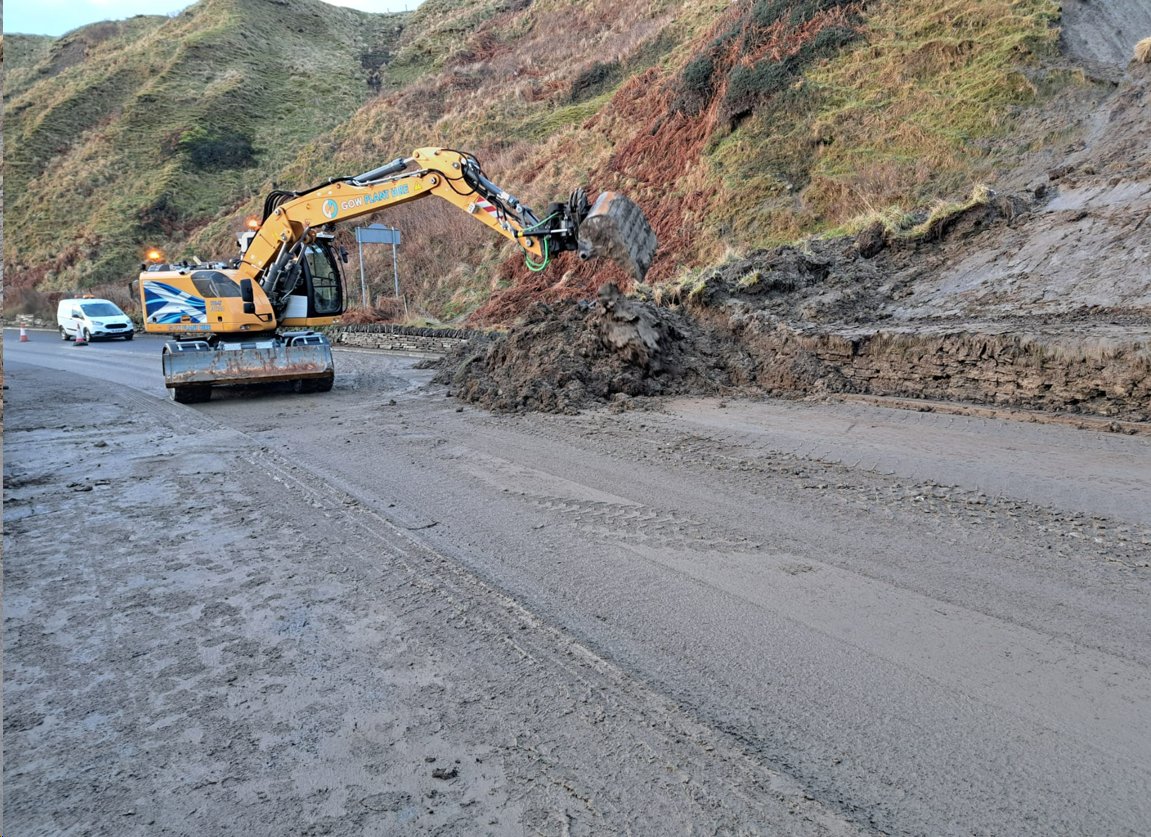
[322, 199, 339, 220]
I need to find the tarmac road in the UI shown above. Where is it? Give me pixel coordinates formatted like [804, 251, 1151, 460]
[5, 331, 1150, 835]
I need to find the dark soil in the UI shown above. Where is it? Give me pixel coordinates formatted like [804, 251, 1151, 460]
[435, 284, 756, 413]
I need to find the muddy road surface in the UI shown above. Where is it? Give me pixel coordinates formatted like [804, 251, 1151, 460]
[5, 334, 1151, 835]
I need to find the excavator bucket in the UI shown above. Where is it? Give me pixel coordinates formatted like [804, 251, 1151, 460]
[161, 333, 334, 402]
[577, 192, 658, 282]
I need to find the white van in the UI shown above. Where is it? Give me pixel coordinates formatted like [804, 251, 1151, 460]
[57, 298, 135, 341]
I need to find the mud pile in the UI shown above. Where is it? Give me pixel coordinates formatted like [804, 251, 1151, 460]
[437, 198, 1014, 414]
[436, 284, 754, 413]
[437, 279, 885, 414]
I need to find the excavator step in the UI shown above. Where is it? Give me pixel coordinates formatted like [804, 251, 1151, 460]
[578, 192, 658, 282]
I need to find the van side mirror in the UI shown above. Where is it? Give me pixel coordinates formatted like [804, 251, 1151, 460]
[240, 278, 255, 315]
[339, 246, 349, 264]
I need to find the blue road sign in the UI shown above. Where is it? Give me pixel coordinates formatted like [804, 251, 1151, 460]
[356, 224, 401, 245]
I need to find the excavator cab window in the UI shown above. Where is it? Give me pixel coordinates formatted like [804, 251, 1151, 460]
[304, 244, 343, 316]
[191, 271, 243, 298]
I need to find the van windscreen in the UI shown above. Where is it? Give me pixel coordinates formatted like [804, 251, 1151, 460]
[80, 302, 123, 317]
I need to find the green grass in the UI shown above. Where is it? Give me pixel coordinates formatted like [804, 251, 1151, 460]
[515, 92, 617, 141]
[700, 0, 1061, 247]
[799, 0, 1060, 221]
[3, 34, 59, 98]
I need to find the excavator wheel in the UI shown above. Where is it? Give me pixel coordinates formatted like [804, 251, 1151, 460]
[577, 192, 658, 282]
[172, 385, 212, 404]
[293, 373, 334, 394]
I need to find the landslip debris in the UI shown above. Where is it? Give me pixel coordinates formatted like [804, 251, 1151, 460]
[435, 186, 1151, 421]
[435, 282, 751, 413]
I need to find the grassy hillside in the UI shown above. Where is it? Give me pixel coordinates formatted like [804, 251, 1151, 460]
[5, 33, 65, 99]
[468, 0, 1063, 320]
[3, 0, 404, 304]
[6, 0, 1068, 322]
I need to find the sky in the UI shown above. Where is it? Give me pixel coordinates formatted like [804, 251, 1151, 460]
[5, 0, 420, 36]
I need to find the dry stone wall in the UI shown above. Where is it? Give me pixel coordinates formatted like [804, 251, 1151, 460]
[330, 324, 474, 355]
[743, 325, 1151, 422]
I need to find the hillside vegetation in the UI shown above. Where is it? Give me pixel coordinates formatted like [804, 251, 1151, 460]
[5, 0, 1068, 322]
[4, 0, 403, 308]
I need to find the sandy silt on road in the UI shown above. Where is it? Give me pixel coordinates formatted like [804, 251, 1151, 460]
[2, 364, 854, 836]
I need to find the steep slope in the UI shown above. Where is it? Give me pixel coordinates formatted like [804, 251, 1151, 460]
[894, 69, 1151, 324]
[215, 0, 1067, 321]
[190, 0, 700, 316]
[4, 33, 63, 100]
[3, 0, 404, 304]
[1060, 0, 1151, 67]
[3, 0, 1121, 327]
[470, 0, 1065, 319]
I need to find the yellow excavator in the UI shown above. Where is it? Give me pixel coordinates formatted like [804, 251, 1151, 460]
[137, 146, 657, 403]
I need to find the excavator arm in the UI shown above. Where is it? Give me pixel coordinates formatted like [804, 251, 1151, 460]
[244, 147, 635, 318]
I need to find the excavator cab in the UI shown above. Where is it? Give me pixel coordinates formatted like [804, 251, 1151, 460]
[278, 235, 347, 326]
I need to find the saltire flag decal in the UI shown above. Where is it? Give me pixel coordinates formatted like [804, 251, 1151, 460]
[144, 282, 208, 323]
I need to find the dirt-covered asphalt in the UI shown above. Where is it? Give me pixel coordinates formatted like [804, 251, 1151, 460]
[5, 337, 1150, 835]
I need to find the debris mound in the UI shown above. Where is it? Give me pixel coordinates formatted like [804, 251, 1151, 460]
[436, 183, 1151, 422]
[596, 283, 669, 370]
[435, 284, 753, 413]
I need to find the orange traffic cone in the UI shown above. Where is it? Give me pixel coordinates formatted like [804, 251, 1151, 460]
[73, 328, 88, 347]
[19, 327, 30, 342]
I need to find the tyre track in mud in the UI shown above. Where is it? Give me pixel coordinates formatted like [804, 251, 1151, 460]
[8, 347, 1151, 834]
[4, 362, 858, 836]
[443, 445, 751, 553]
[454, 403, 1150, 638]
[481, 404, 1151, 665]
[246, 452, 859, 835]
[206, 360, 1151, 836]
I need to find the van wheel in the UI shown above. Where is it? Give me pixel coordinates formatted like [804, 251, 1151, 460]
[60, 327, 70, 341]
[82, 328, 92, 343]
[171, 385, 211, 404]
[123, 332, 134, 341]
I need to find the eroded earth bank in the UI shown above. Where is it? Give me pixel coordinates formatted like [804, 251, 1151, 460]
[434, 61, 1150, 422]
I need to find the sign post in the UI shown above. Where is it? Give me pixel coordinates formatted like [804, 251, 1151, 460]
[357, 238, 367, 307]
[354, 224, 402, 306]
